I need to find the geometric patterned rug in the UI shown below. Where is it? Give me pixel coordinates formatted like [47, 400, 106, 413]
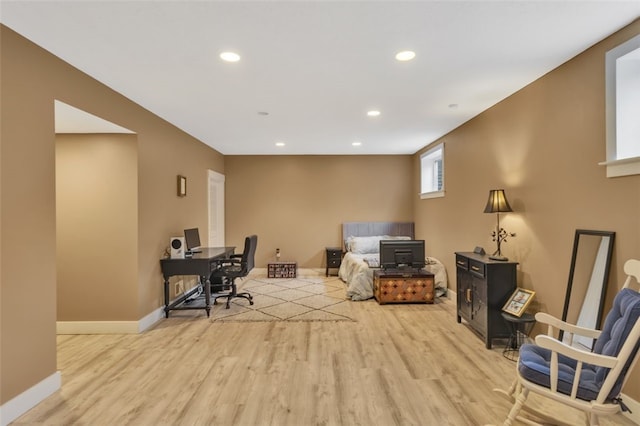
[210, 275, 355, 322]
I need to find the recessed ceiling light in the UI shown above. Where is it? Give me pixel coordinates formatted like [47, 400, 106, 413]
[367, 110, 381, 117]
[220, 51, 241, 62]
[395, 50, 416, 61]
[258, 111, 269, 116]
[352, 141, 362, 147]
[275, 141, 285, 147]
[448, 103, 459, 109]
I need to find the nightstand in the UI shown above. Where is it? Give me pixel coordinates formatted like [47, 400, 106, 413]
[325, 247, 343, 277]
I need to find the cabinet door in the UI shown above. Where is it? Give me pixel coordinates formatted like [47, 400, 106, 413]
[471, 276, 488, 336]
[457, 267, 472, 322]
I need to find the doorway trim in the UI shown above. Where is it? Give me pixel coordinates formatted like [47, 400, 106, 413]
[208, 170, 225, 247]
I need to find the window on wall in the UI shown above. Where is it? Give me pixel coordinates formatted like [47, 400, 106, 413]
[420, 143, 444, 199]
[602, 34, 640, 178]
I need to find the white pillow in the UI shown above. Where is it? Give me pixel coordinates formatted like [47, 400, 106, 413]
[384, 235, 411, 241]
[348, 235, 384, 254]
[344, 236, 354, 252]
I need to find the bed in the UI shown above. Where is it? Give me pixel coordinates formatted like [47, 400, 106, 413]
[338, 221, 448, 301]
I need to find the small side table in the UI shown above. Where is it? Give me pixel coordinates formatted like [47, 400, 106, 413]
[325, 247, 343, 277]
[501, 312, 536, 361]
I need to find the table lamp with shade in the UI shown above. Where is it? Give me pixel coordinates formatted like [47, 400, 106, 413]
[484, 189, 516, 261]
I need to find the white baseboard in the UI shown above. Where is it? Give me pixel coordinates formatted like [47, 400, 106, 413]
[621, 392, 640, 424]
[138, 306, 166, 332]
[57, 320, 139, 334]
[447, 287, 455, 300]
[57, 307, 165, 334]
[0, 371, 61, 426]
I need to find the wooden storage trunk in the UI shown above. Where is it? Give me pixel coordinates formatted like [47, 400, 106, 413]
[373, 269, 435, 304]
[267, 261, 297, 278]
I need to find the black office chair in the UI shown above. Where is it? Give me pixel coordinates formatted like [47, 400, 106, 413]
[210, 235, 257, 309]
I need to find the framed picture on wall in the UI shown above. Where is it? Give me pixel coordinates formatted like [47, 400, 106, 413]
[177, 175, 187, 197]
[502, 288, 535, 317]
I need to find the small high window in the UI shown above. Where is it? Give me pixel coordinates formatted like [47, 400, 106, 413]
[602, 34, 640, 178]
[420, 143, 444, 199]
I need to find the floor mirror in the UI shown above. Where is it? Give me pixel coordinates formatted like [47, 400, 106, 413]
[561, 229, 615, 350]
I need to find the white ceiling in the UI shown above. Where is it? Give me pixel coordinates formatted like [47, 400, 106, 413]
[54, 100, 135, 134]
[1, 1, 639, 155]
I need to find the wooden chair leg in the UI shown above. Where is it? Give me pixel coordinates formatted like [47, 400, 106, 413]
[492, 377, 519, 404]
[504, 387, 529, 426]
[508, 378, 519, 398]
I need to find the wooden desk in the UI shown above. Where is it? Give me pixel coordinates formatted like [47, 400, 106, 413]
[160, 246, 235, 317]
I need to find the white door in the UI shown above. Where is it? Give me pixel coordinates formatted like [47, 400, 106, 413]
[208, 170, 225, 247]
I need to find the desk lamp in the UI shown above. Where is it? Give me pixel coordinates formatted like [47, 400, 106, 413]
[484, 189, 515, 261]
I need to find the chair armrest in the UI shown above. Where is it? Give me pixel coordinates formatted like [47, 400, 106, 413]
[535, 312, 602, 340]
[535, 335, 618, 368]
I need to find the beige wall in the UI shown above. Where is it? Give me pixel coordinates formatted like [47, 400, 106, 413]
[225, 155, 413, 268]
[3, 16, 640, 413]
[413, 19, 640, 400]
[1, 27, 58, 408]
[56, 134, 138, 321]
[1, 25, 223, 404]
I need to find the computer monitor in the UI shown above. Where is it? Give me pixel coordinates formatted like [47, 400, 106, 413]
[379, 239, 425, 270]
[184, 228, 202, 253]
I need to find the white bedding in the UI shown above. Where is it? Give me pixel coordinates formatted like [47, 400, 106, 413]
[339, 252, 378, 301]
[339, 252, 449, 301]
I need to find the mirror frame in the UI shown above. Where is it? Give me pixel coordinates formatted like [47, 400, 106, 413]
[560, 229, 615, 346]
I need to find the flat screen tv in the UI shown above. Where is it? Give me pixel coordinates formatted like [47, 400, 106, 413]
[379, 239, 425, 270]
[183, 228, 202, 253]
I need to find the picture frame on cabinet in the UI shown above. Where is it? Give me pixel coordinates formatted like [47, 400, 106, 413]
[502, 288, 535, 317]
[473, 246, 486, 255]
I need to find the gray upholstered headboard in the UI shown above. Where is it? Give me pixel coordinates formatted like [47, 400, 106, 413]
[342, 222, 415, 249]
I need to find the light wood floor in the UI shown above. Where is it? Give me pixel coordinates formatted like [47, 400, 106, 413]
[14, 294, 637, 425]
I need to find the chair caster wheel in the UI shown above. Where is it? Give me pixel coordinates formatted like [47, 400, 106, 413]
[250, 301, 254, 305]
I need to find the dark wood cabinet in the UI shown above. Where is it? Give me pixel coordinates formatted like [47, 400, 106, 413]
[325, 247, 343, 276]
[455, 252, 518, 349]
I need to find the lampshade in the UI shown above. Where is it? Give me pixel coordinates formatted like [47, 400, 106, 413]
[483, 189, 513, 214]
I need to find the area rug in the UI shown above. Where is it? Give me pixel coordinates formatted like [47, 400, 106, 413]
[210, 275, 355, 322]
